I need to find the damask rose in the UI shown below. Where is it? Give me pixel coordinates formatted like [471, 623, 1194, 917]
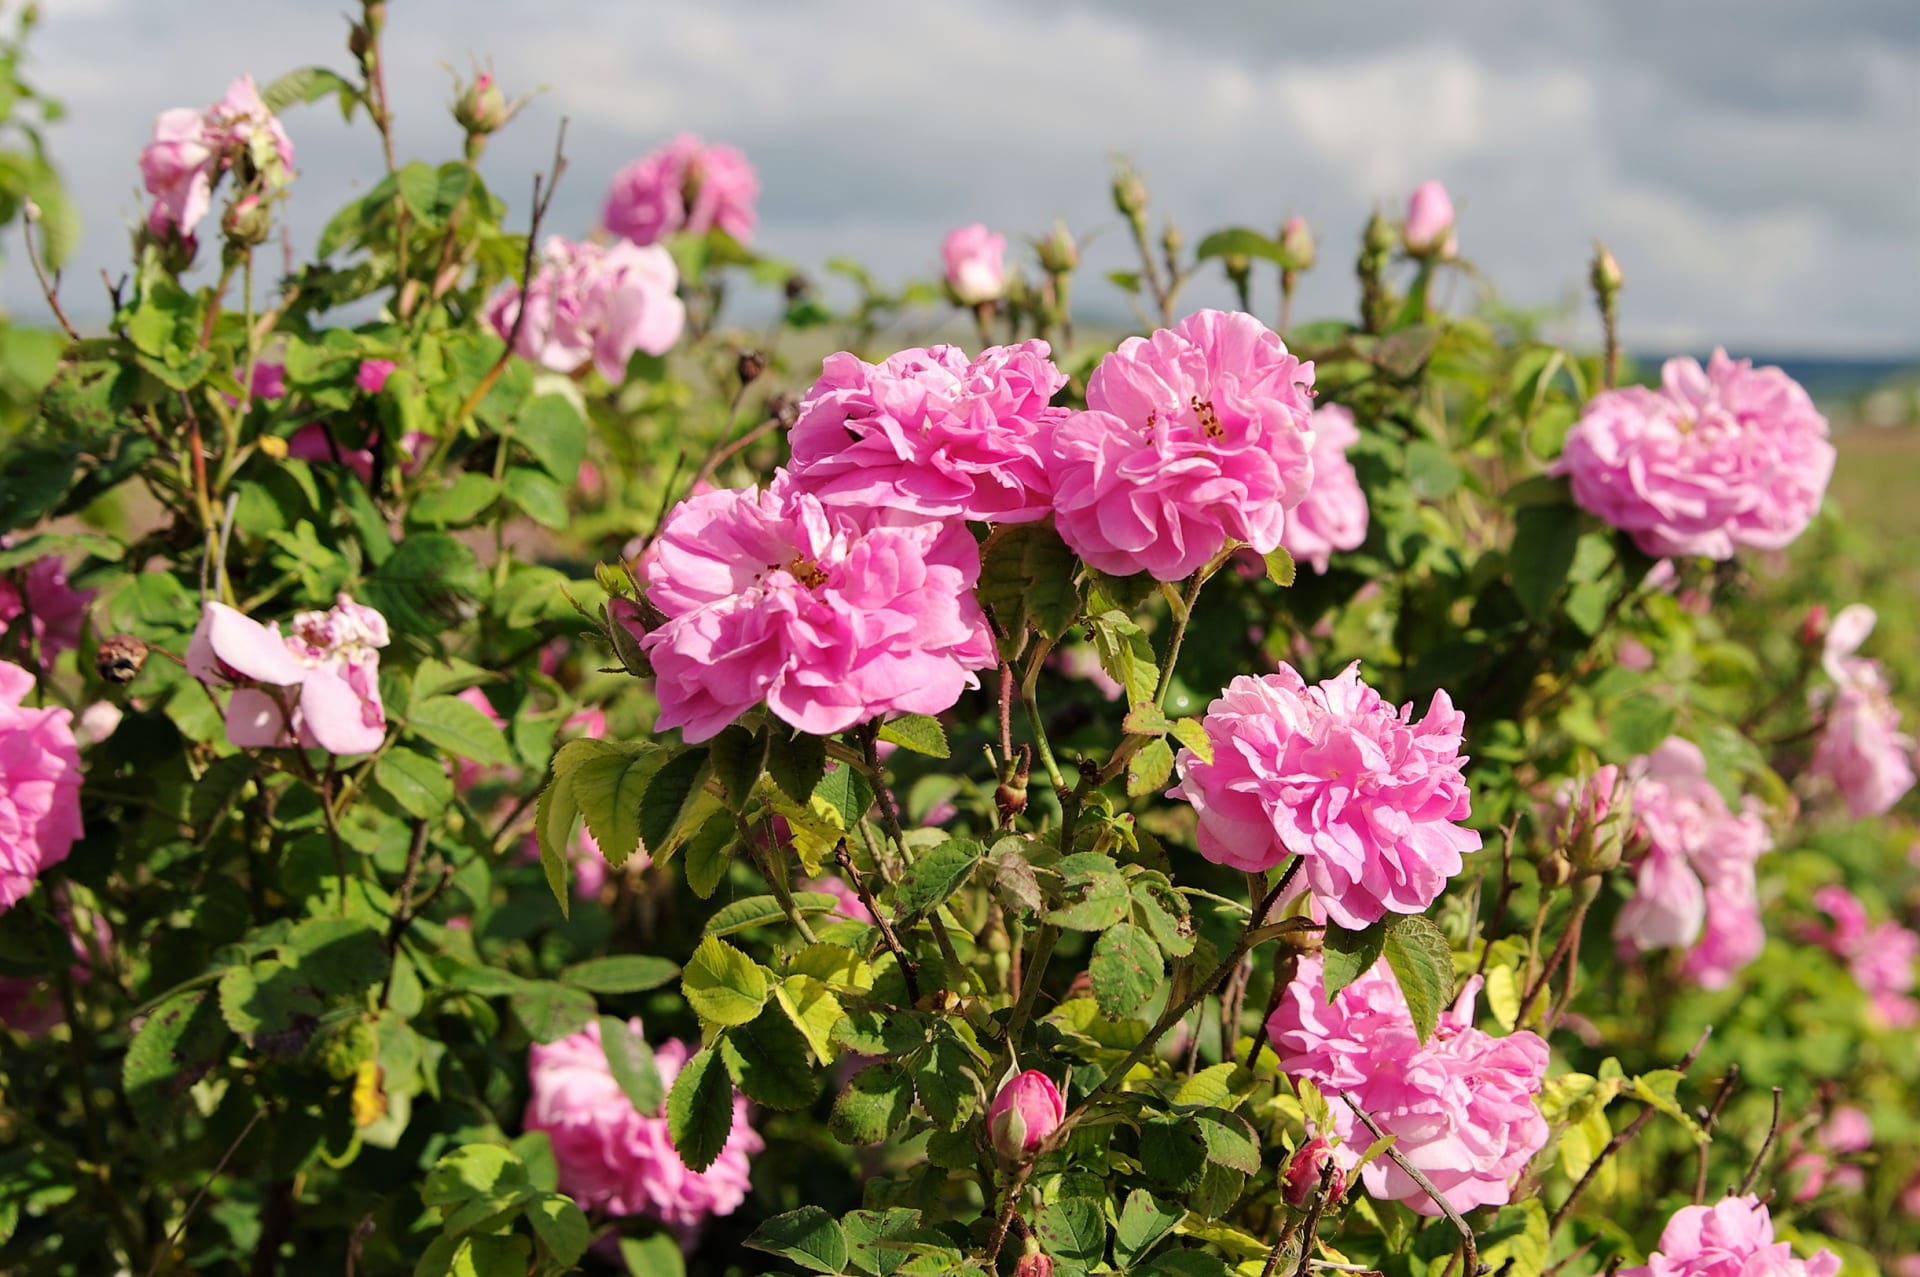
[987, 1069, 1064, 1159]
[604, 133, 759, 246]
[942, 224, 1007, 305]
[1402, 180, 1455, 256]
[485, 236, 685, 381]
[187, 595, 390, 756]
[1279, 403, 1369, 574]
[0, 661, 83, 914]
[1805, 605, 1915, 818]
[0, 551, 93, 665]
[139, 74, 295, 240]
[1622, 1196, 1839, 1277]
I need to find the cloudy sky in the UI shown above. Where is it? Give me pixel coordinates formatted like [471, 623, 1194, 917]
[8, 0, 1919, 354]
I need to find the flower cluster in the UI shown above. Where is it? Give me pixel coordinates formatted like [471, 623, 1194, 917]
[1268, 956, 1549, 1215]
[0, 661, 83, 914]
[1623, 1196, 1840, 1277]
[139, 74, 295, 242]
[1047, 309, 1317, 581]
[1784, 1105, 1874, 1202]
[785, 340, 1066, 525]
[187, 595, 391, 756]
[1805, 605, 1916, 818]
[942, 224, 1006, 305]
[1554, 350, 1834, 560]
[1806, 885, 1919, 1028]
[0, 551, 93, 666]
[485, 236, 685, 381]
[1280, 403, 1369, 574]
[604, 133, 759, 247]
[1613, 737, 1772, 989]
[1170, 662, 1480, 928]
[639, 486, 996, 742]
[524, 1018, 761, 1230]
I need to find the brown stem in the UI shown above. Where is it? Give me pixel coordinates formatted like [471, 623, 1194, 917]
[377, 820, 430, 1006]
[1342, 1093, 1477, 1276]
[984, 1161, 1034, 1264]
[1290, 1161, 1339, 1277]
[1694, 1064, 1740, 1203]
[1516, 886, 1593, 1024]
[146, 1108, 266, 1277]
[835, 840, 917, 1003]
[23, 209, 80, 340]
[1736, 1088, 1784, 1196]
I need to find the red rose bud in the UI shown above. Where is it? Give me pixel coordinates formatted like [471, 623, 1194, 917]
[1282, 1136, 1346, 1208]
[988, 1069, 1065, 1160]
[1800, 605, 1828, 648]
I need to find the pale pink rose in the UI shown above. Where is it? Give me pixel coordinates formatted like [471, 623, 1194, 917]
[1170, 662, 1479, 929]
[987, 1069, 1064, 1159]
[640, 482, 996, 743]
[485, 236, 685, 382]
[208, 74, 294, 182]
[803, 876, 872, 924]
[0, 552, 94, 665]
[0, 662, 83, 913]
[942, 224, 1007, 306]
[1402, 181, 1455, 255]
[356, 359, 396, 395]
[1806, 605, 1915, 818]
[1785, 1105, 1873, 1202]
[1621, 1196, 1839, 1277]
[452, 687, 507, 795]
[187, 596, 390, 756]
[1808, 885, 1920, 1028]
[1280, 403, 1369, 573]
[1614, 737, 1771, 988]
[1268, 956, 1548, 1216]
[604, 133, 759, 247]
[785, 341, 1066, 525]
[286, 424, 376, 486]
[73, 702, 122, 749]
[524, 1019, 761, 1230]
[1616, 636, 1655, 671]
[1553, 351, 1833, 560]
[140, 107, 217, 237]
[1047, 309, 1317, 581]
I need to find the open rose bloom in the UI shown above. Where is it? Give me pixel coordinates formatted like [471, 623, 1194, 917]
[0, 551, 94, 666]
[486, 236, 685, 380]
[1279, 403, 1369, 573]
[1047, 309, 1317, 581]
[942, 223, 1007, 305]
[1805, 605, 1916, 819]
[139, 74, 295, 240]
[0, 661, 84, 914]
[604, 133, 759, 247]
[1807, 884, 1920, 1027]
[188, 595, 391, 755]
[1623, 1196, 1839, 1277]
[1554, 350, 1833, 560]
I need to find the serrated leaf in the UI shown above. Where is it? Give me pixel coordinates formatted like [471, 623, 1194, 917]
[1382, 914, 1456, 1044]
[409, 473, 500, 527]
[599, 1015, 664, 1114]
[372, 749, 451, 820]
[620, 1233, 686, 1277]
[775, 975, 844, 1065]
[1173, 1064, 1243, 1109]
[912, 1031, 976, 1130]
[1114, 1189, 1184, 1266]
[1131, 874, 1197, 957]
[765, 729, 826, 804]
[508, 982, 596, 1044]
[260, 65, 355, 112]
[1485, 964, 1521, 1032]
[1194, 1108, 1260, 1173]
[1262, 546, 1297, 587]
[877, 713, 949, 758]
[526, 1194, 591, 1268]
[1050, 854, 1131, 931]
[563, 955, 680, 994]
[513, 394, 588, 480]
[638, 747, 711, 858]
[682, 937, 769, 1028]
[830, 1063, 914, 1145]
[1088, 611, 1158, 708]
[704, 891, 839, 938]
[708, 725, 762, 808]
[407, 694, 513, 766]
[123, 990, 230, 1129]
[1036, 1196, 1105, 1264]
[720, 1008, 820, 1110]
[747, 1207, 849, 1275]
[569, 744, 668, 869]
[666, 1047, 735, 1173]
[684, 814, 735, 899]
[892, 839, 981, 923]
[362, 532, 484, 635]
[1090, 923, 1162, 1018]
[1322, 919, 1386, 1001]
[1127, 737, 1177, 797]
[1140, 1116, 1207, 1190]
[1193, 226, 1287, 265]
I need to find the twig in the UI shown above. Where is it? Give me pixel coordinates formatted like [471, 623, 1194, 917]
[983, 1161, 1034, 1264]
[1516, 887, 1593, 1024]
[835, 840, 918, 1003]
[1549, 1026, 1712, 1236]
[22, 206, 80, 340]
[377, 820, 431, 1006]
[146, 1107, 266, 1277]
[1342, 1093, 1477, 1276]
[1291, 1161, 1339, 1277]
[1736, 1088, 1784, 1196]
[1694, 1065, 1740, 1203]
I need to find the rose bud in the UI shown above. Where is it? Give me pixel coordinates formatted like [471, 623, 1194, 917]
[1279, 216, 1316, 271]
[1282, 1136, 1346, 1208]
[988, 1069, 1065, 1161]
[1016, 1244, 1055, 1277]
[1402, 180, 1455, 256]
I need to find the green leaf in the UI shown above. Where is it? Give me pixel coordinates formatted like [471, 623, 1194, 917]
[422, 1143, 529, 1207]
[1131, 874, 1197, 957]
[1405, 438, 1462, 499]
[1322, 919, 1386, 1001]
[892, 839, 981, 923]
[877, 713, 950, 759]
[682, 937, 770, 1027]
[508, 982, 597, 1044]
[1187, 1161, 1246, 1220]
[1611, 695, 1678, 758]
[1126, 737, 1176, 798]
[684, 814, 736, 899]
[1035, 1196, 1106, 1265]
[372, 749, 452, 819]
[563, 955, 680, 994]
[1113, 1189, 1184, 1266]
[912, 1030, 976, 1130]
[619, 1233, 686, 1277]
[1089, 922, 1162, 1018]
[363, 533, 485, 635]
[407, 694, 514, 767]
[1262, 546, 1297, 587]
[1479, 1199, 1550, 1277]
[1382, 914, 1456, 1045]
[1511, 503, 1583, 620]
[1172, 1063, 1243, 1109]
[666, 1047, 735, 1172]
[260, 66, 356, 112]
[812, 764, 874, 828]
[502, 467, 569, 530]
[829, 1063, 914, 1145]
[525, 1194, 591, 1269]
[395, 160, 442, 222]
[409, 472, 500, 528]
[977, 520, 1081, 652]
[719, 1008, 820, 1110]
[746, 1207, 850, 1275]
[1139, 1248, 1234, 1277]
[637, 747, 711, 857]
[1193, 227, 1288, 265]
[1139, 1117, 1206, 1190]
[704, 892, 840, 938]
[1194, 1108, 1260, 1173]
[514, 394, 589, 482]
[765, 729, 827, 804]
[568, 743, 668, 869]
[123, 990, 231, 1128]
[598, 1015, 663, 1115]
[1050, 854, 1131, 931]
[1088, 611, 1159, 708]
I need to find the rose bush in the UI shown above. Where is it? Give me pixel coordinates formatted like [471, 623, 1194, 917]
[0, 10, 1914, 1277]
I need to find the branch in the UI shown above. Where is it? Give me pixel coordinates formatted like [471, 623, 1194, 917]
[1736, 1087, 1784, 1196]
[1342, 1092, 1477, 1277]
[22, 204, 80, 340]
[834, 839, 918, 1004]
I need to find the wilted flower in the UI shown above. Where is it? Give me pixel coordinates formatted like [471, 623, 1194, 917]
[525, 1018, 761, 1230]
[640, 483, 995, 743]
[1621, 1196, 1839, 1277]
[485, 236, 686, 381]
[784, 340, 1067, 525]
[0, 661, 83, 914]
[1279, 403, 1368, 574]
[187, 595, 391, 756]
[604, 133, 759, 247]
[1170, 662, 1480, 929]
[1047, 309, 1317, 581]
[987, 1069, 1065, 1159]
[1268, 956, 1548, 1215]
[1554, 351, 1834, 560]
[942, 224, 1007, 306]
[1402, 181, 1455, 256]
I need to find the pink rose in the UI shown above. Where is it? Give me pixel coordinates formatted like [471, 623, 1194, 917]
[603, 133, 759, 247]
[1622, 1196, 1839, 1277]
[524, 1019, 761, 1230]
[0, 661, 83, 914]
[1170, 662, 1480, 929]
[0, 550, 94, 666]
[1402, 181, 1455, 256]
[140, 108, 217, 238]
[1553, 351, 1834, 560]
[250, 361, 288, 401]
[286, 424, 376, 487]
[486, 236, 685, 381]
[1279, 403, 1369, 574]
[1268, 956, 1548, 1215]
[1808, 885, 1920, 1028]
[1282, 1136, 1346, 1207]
[784, 340, 1067, 525]
[1806, 606, 1915, 819]
[942, 224, 1007, 306]
[356, 359, 396, 395]
[640, 482, 995, 743]
[803, 876, 872, 924]
[1785, 1105, 1873, 1202]
[1047, 309, 1317, 581]
[209, 74, 295, 183]
[987, 1069, 1064, 1159]
[187, 595, 390, 756]
[1051, 642, 1124, 702]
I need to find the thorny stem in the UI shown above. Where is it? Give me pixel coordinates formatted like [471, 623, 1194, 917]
[747, 832, 819, 946]
[1736, 1088, 1784, 1196]
[1291, 1161, 1339, 1277]
[1515, 884, 1594, 1024]
[983, 1160, 1034, 1265]
[835, 840, 918, 1004]
[1343, 1092, 1478, 1277]
[1018, 635, 1066, 792]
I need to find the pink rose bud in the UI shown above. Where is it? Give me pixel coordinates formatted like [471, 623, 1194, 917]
[1037, 219, 1079, 275]
[988, 1070, 1064, 1160]
[454, 71, 510, 135]
[1402, 180, 1455, 256]
[942, 223, 1006, 306]
[1016, 1247, 1055, 1277]
[1279, 216, 1315, 270]
[1800, 605, 1828, 647]
[1591, 240, 1623, 295]
[1282, 1136, 1346, 1208]
[221, 192, 271, 247]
